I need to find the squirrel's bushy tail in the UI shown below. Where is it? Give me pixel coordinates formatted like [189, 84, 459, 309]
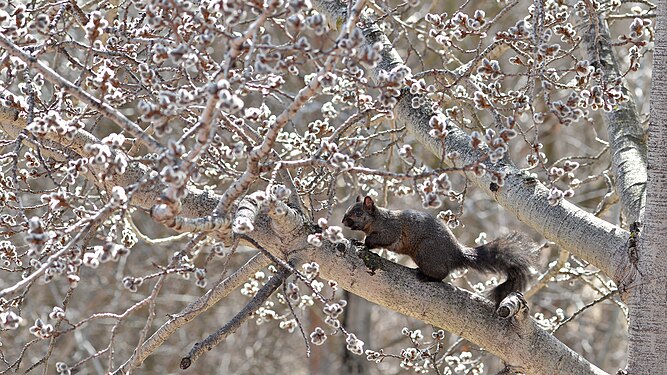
[467, 232, 536, 307]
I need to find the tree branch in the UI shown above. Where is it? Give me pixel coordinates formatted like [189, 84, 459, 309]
[0, 34, 164, 153]
[312, 0, 631, 284]
[112, 253, 271, 374]
[579, 9, 648, 224]
[180, 265, 291, 369]
[231, 192, 607, 375]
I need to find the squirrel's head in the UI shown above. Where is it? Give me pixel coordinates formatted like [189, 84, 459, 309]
[342, 196, 377, 232]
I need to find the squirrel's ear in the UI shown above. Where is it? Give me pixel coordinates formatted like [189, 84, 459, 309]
[356, 195, 361, 203]
[363, 196, 375, 210]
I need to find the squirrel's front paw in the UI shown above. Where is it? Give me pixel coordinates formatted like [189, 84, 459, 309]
[350, 238, 364, 247]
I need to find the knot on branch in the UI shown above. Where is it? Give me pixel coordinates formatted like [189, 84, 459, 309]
[179, 357, 192, 370]
[234, 190, 304, 239]
[496, 291, 529, 319]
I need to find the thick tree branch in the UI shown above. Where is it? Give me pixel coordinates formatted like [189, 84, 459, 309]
[579, 11, 648, 224]
[234, 194, 607, 375]
[312, 0, 631, 284]
[321, 245, 605, 375]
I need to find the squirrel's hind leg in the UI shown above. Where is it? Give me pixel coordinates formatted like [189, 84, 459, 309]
[413, 246, 453, 281]
[415, 268, 444, 282]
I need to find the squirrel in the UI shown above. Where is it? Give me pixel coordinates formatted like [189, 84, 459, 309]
[342, 196, 535, 307]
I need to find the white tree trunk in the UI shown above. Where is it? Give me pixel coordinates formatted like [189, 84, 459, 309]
[627, 0, 667, 372]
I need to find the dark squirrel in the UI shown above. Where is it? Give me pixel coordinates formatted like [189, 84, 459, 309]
[342, 196, 535, 307]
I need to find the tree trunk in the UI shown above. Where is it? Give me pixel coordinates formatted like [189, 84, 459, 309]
[627, 0, 667, 372]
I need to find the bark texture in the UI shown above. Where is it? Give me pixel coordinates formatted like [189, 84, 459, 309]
[580, 12, 647, 224]
[627, 0, 667, 372]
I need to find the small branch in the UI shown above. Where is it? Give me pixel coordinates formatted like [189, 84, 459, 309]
[112, 253, 271, 374]
[0, 34, 164, 153]
[222, 3, 279, 78]
[525, 245, 569, 299]
[213, 0, 368, 217]
[124, 215, 192, 244]
[0, 206, 113, 299]
[579, 10, 647, 224]
[552, 291, 617, 333]
[282, 281, 311, 357]
[496, 292, 529, 319]
[180, 266, 291, 369]
[122, 235, 206, 373]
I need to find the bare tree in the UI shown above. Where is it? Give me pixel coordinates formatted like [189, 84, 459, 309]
[0, 0, 661, 374]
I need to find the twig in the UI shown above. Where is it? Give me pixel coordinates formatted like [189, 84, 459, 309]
[112, 253, 271, 374]
[180, 266, 291, 369]
[0, 206, 113, 299]
[0, 34, 164, 153]
[552, 291, 617, 333]
[524, 245, 569, 299]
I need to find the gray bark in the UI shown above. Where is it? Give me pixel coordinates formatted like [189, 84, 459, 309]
[579, 12, 647, 224]
[627, 0, 667, 372]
